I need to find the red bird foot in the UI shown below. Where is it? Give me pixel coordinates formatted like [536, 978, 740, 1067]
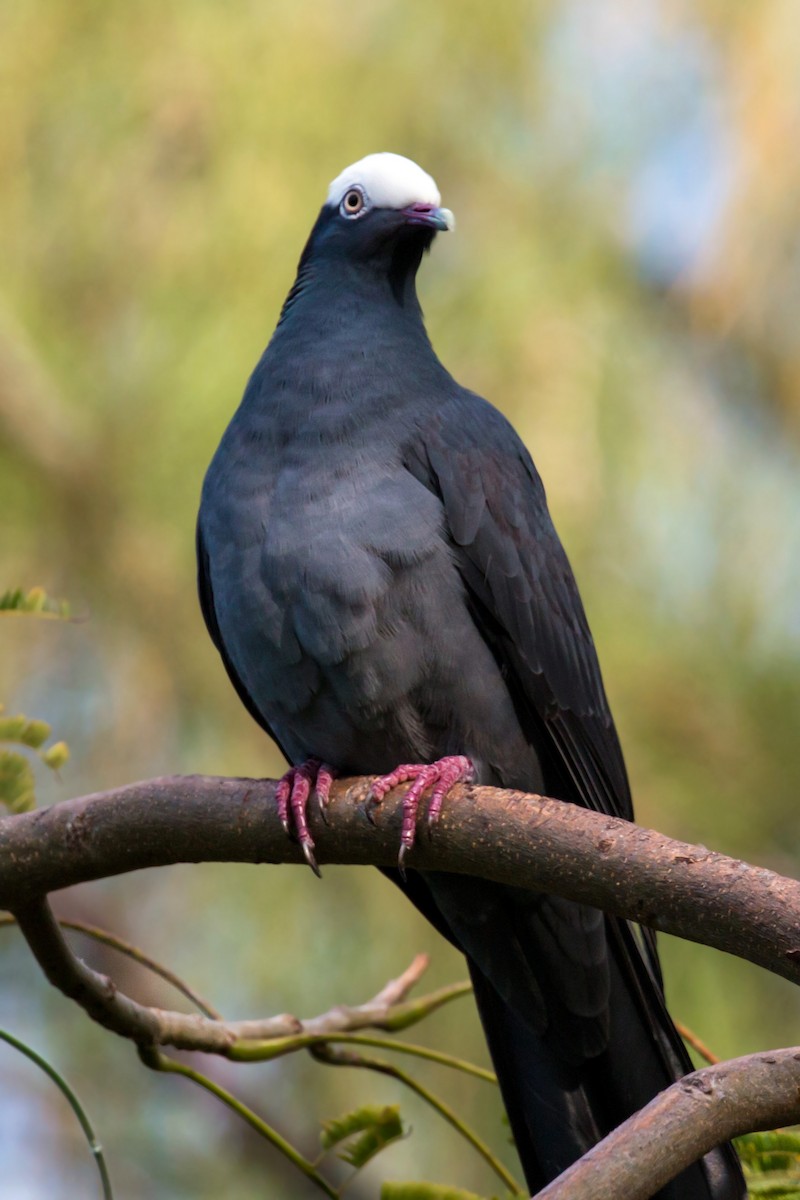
[275, 757, 337, 877]
[368, 755, 475, 874]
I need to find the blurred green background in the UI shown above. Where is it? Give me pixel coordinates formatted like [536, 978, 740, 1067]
[2, 0, 800, 1195]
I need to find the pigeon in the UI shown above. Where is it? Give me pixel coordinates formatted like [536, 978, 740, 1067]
[197, 152, 745, 1197]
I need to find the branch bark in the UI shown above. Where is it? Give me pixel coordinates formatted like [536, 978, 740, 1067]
[536, 1049, 800, 1200]
[2, 773, 799, 983]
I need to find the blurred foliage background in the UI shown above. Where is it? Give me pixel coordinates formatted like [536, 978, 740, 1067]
[2, 0, 800, 1195]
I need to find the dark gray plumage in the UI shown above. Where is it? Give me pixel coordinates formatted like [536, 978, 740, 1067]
[197, 153, 744, 1196]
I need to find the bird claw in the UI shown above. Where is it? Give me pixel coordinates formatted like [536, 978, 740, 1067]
[301, 839, 322, 879]
[275, 757, 337, 875]
[368, 755, 474, 869]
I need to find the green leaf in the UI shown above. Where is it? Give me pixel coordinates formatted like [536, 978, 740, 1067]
[737, 1128, 800, 1197]
[739, 1129, 800, 1156]
[741, 1129, 800, 1154]
[0, 714, 52, 749]
[738, 1128, 800, 1175]
[0, 588, 24, 611]
[321, 1104, 405, 1168]
[0, 710, 69, 798]
[743, 1181, 800, 1198]
[0, 750, 37, 812]
[381, 1184, 491, 1200]
[41, 740, 70, 770]
[0, 587, 71, 619]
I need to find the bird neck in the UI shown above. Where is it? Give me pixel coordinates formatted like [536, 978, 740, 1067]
[242, 236, 453, 440]
[276, 234, 431, 340]
[239, 252, 451, 445]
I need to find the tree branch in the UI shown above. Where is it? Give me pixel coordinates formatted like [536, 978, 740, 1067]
[535, 1049, 800, 1200]
[2, 773, 799, 984]
[4, 773, 800, 1197]
[0, 911, 222, 1018]
[11, 896, 459, 1052]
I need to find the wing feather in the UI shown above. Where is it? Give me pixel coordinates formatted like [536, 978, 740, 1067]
[408, 394, 633, 821]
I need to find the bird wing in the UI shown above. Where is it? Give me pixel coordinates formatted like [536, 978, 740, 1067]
[196, 520, 292, 762]
[406, 391, 633, 823]
[405, 390, 680, 1051]
[398, 393, 747, 1196]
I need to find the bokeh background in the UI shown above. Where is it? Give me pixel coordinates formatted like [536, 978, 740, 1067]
[2, 1, 800, 1195]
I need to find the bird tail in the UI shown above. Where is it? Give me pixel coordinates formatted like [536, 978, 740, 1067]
[469, 919, 745, 1198]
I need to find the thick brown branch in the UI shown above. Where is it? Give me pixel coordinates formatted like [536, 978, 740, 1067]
[535, 1049, 800, 1200]
[2, 773, 799, 984]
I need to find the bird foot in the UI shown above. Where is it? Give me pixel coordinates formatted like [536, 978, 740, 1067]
[275, 757, 337, 877]
[368, 755, 474, 875]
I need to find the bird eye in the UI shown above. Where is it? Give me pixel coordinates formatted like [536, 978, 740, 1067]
[340, 187, 366, 218]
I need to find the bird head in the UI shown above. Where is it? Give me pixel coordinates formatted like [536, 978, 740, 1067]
[283, 154, 454, 318]
[325, 152, 454, 244]
[304, 153, 453, 267]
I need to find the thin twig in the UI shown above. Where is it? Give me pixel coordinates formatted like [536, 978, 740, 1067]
[139, 1045, 337, 1198]
[230, 982, 475, 1060]
[311, 1042, 523, 1195]
[234, 1028, 495, 1080]
[0, 1027, 114, 1200]
[311, 1034, 496, 1083]
[0, 912, 221, 1019]
[675, 1020, 720, 1066]
[11, 897, 472, 1062]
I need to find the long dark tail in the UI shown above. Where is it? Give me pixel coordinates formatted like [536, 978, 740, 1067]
[385, 867, 744, 1196]
[469, 918, 745, 1198]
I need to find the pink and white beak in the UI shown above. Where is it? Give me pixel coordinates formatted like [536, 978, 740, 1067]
[402, 202, 455, 232]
